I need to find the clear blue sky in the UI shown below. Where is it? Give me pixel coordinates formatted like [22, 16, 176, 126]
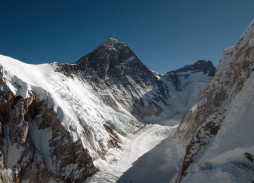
[0, 0, 254, 74]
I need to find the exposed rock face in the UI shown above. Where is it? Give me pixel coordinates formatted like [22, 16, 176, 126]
[174, 20, 254, 182]
[0, 76, 97, 182]
[57, 39, 215, 120]
[57, 38, 170, 119]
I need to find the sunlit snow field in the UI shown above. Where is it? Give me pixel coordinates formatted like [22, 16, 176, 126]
[86, 123, 184, 183]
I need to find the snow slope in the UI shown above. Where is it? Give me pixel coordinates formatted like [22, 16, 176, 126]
[175, 19, 254, 183]
[0, 54, 138, 162]
[86, 123, 184, 183]
[182, 72, 254, 183]
[145, 60, 214, 125]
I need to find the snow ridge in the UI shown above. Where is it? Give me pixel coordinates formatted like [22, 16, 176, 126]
[175, 19, 254, 183]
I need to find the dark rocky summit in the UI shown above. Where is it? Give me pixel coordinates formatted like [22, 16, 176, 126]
[57, 39, 216, 119]
[57, 38, 171, 119]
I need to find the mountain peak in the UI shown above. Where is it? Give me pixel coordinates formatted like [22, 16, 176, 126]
[104, 38, 122, 45]
[166, 60, 215, 77]
[192, 60, 213, 67]
[163, 60, 215, 91]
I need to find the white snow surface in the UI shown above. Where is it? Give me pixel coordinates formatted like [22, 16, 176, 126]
[182, 70, 254, 183]
[180, 19, 254, 183]
[86, 124, 184, 183]
[145, 71, 213, 125]
[0, 54, 138, 163]
[0, 54, 189, 182]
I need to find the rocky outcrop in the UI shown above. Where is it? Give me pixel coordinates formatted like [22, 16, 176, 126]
[0, 76, 97, 182]
[56, 40, 216, 120]
[174, 20, 254, 182]
[56, 38, 170, 119]
[103, 123, 122, 149]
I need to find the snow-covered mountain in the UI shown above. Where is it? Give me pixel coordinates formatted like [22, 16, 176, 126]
[0, 38, 214, 182]
[57, 38, 215, 124]
[57, 38, 170, 120]
[159, 60, 215, 123]
[174, 20, 254, 182]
